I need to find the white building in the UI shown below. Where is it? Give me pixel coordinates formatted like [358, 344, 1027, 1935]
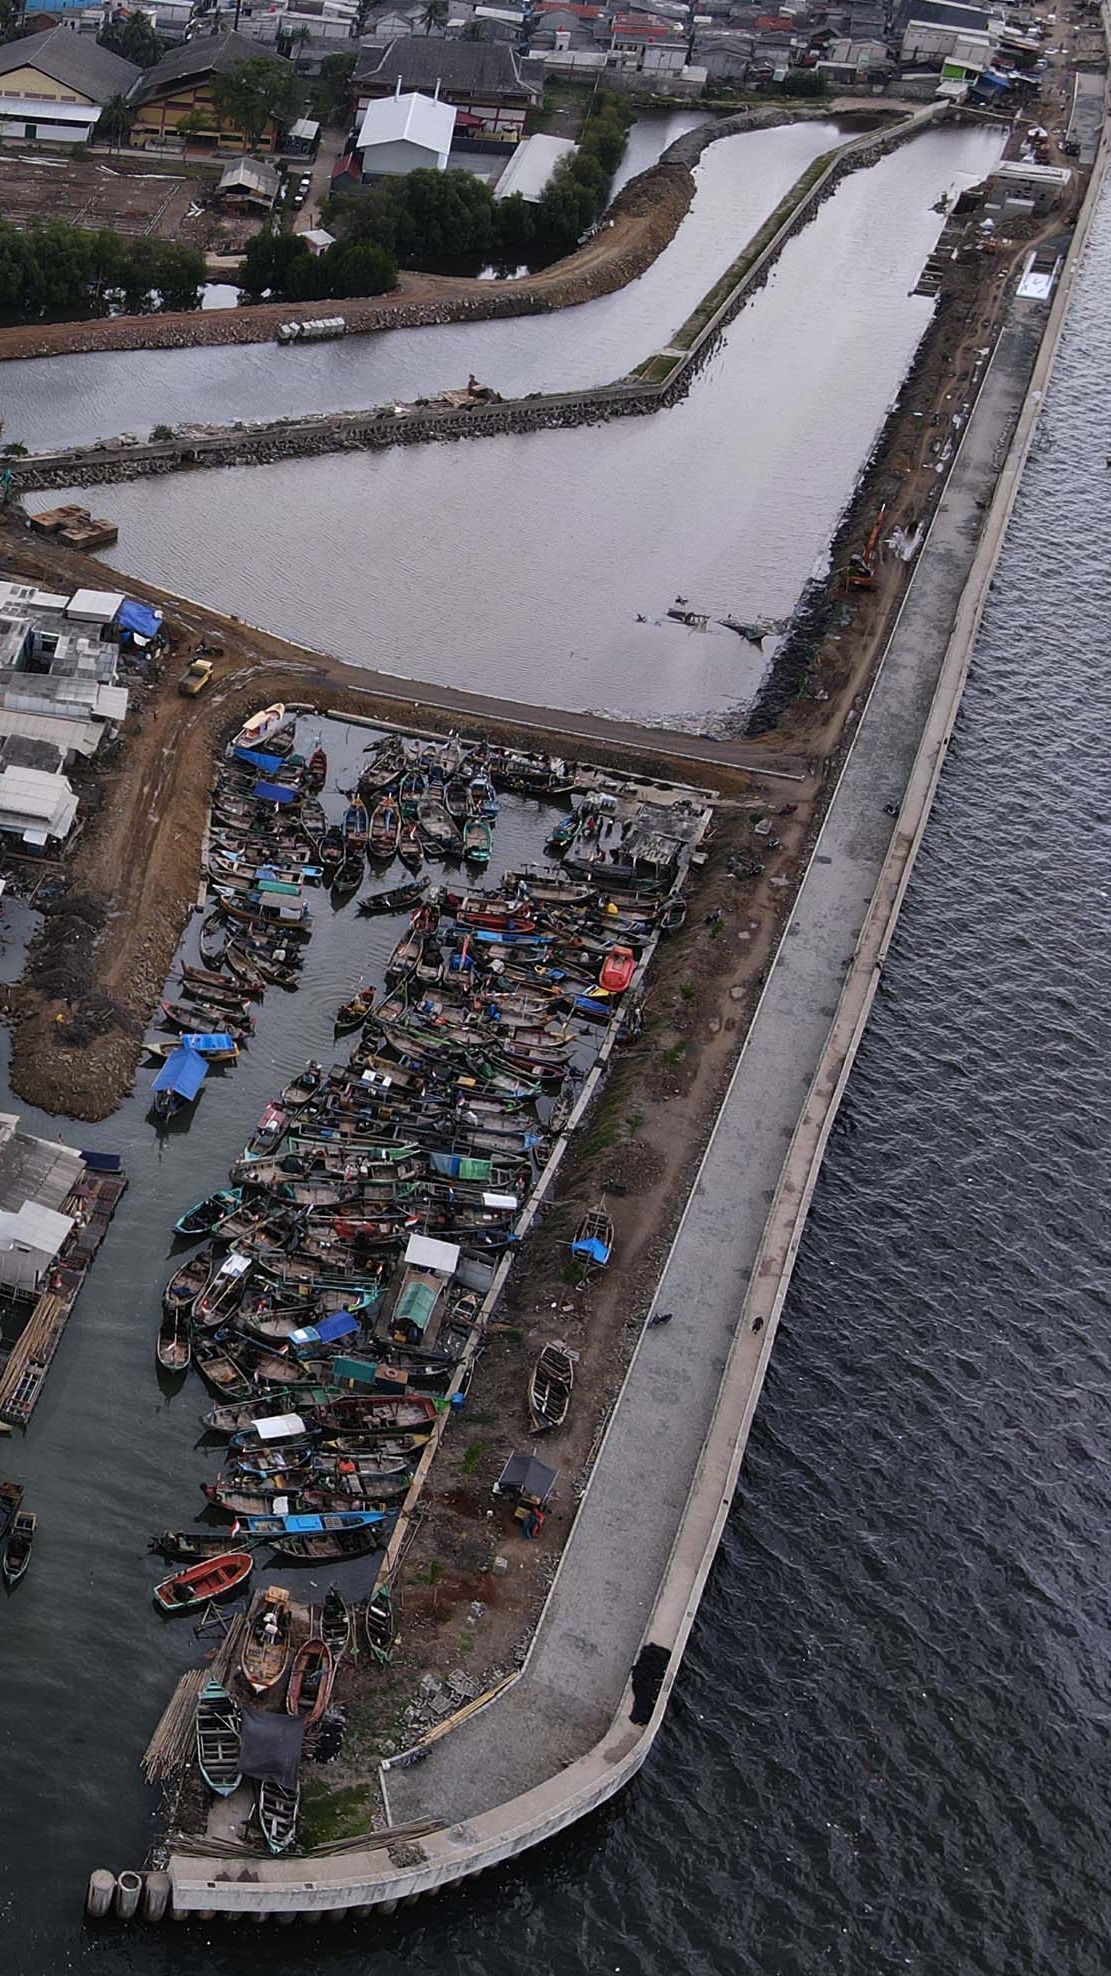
[356, 87, 457, 178]
[0, 1112, 84, 1296]
[494, 132, 576, 203]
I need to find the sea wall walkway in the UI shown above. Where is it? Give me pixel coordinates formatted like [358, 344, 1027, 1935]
[163, 111, 1084, 1917]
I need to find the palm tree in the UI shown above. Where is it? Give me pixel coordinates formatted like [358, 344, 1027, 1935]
[421, 0, 449, 34]
[99, 94, 134, 153]
[288, 23, 313, 72]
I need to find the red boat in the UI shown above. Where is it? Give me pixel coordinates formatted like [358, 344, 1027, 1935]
[286, 1638, 335, 1724]
[153, 1551, 254, 1614]
[305, 747, 328, 791]
[598, 945, 635, 995]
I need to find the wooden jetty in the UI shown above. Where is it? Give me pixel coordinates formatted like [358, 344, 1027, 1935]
[0, 1165, 127, 1427]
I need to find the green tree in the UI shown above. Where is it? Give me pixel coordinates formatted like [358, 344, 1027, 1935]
[98, 16, 164, 67]
[420, 0, 449, 32]
[98, 94, 134, 152]
[211, 56, 304, 149]
[176, 108, 210, 146]
[311, 51, 356, 126]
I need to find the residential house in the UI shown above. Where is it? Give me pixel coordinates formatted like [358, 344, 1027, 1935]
[127, 29, 289, 152]
[353, 37, 541, 139]
[815, 34, 891, 81]
[217, 152, 281, 208]
[355, 86, 457, 175]
[0, 24, 139, 144]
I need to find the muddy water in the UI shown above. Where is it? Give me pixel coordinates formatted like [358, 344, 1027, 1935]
[43, 125, 1005, 729]
[1, 123, 844, 451]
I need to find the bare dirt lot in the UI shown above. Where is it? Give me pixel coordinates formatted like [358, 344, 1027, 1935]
[0, 150, 220, 243]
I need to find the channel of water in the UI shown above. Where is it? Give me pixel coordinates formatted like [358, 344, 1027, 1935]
[33, 123, 1005, 730]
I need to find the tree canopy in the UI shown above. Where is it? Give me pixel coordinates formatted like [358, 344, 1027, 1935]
[98, 16, 165, 67]
[239, 230, 397, 304]
[211, 56, 304, 148]
[0, 215, 204, 321]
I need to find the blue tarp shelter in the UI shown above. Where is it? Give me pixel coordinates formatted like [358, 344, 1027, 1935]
[289, 1310, 361, 1350]
[234, 746, 287, 773]
[179, 1032, 236, 1055]
[151, 1048, 207, 1104]
[117, 598, 163, 641]
[254, 779, 298, 806]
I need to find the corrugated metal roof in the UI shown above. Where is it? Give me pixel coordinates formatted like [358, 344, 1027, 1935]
[494, 133, 576, 203]
[404, 1233, 460, 1275]
[0, 710, 103, 759]
[357, 89, 457, 156]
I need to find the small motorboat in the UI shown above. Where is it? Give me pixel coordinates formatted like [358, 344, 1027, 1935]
[598, 945, 636, 995]
[357, 878, 428, 918]
[156, 1306, 192, 1375]
[154, 1530, 258, 1563]
[153, 1552, 253, 1614]
[196, 1678, 242, 1796]
[571, 1205, 613, 1270]
[463, 817, 492, 867]
[162, 1251, 210, 1318]
[321, 1585, 351, 1664]
[258, 1778, 299, 1855]
[174, 1189, 242, 1240]
[0, 1481, 24, 1544]
[364, 1583, 395, 1663]
[286, 1638, 334, 1724]
[334, 986, 375, 1035]
[241, 1586, 293, 1691]
[3, 1509, 35, 1587]
[528, 1342, 575, 1432]
[343, 798, 370, 852]
[368, 797, 400, 860]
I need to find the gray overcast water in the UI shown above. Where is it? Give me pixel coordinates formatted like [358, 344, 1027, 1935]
[32, 124, 1005, 728]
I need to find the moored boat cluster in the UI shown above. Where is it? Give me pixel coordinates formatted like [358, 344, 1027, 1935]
[149, 712, 709, 1855]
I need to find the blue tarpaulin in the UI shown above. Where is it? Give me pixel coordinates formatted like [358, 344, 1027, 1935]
[117, 598, 162, 640]
[571, 1234, 611, 1266]
[178, 1032, 235, 1055]
[234, 747, 286, 774]
[289, 1310, 361, 1350]
[151, 1048, 207, 1103]
[254, 779, 298, 807]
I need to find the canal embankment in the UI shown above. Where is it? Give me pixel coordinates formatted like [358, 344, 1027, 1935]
[148, 88, 1111, 1920]
[11, 108, 941, 494]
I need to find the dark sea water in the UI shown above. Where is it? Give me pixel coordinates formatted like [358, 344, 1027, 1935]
[3, 148, 1110, 1976]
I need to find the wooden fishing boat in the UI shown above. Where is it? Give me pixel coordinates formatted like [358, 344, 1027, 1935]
[332, 849, 364, 898]
[357, 877, 427, 917]
[153, 1551, 253, 1614]
[240, 1586, 292, 1691]
[364, 1583, 395, 1662]
[198, 912, 229, 967]
[397, 821, 423, 870]
[154, 1530, 259, 1563]
[201, 1388, 329, 1437]
[417, 796, 461, 854]
[343, 798, 370, 852]
[161, 1000, 251, 1042]
[598, 945, 636, 995]
[528, 1342, 575, 1432]
[321, 1586, 351, 1664]
[368, 796, 400, 860]
[286, 1638, 334, 1724]
[156, 1306, 192, 1374]
[305, 745, 328, 791]
[0, 1481, 23, 1544]
[258, 1779, 299, 1855]
[163, 1250, 211, 1317]
[227, 940, 300, 991]
[193, 1338, 253, 1400]
[463, 817, 492, 866]
[334, 987, 375, 1035]
[281, 1064, 325, 1108]
[571, 1205, 613, 1269]
[269, 1523, 383, 1563]
[174, 1189, 242, 1240]
[195, 1251, 253, 1328]
[468, 772, 499, 817]
[222, 945, 268, 996]
[319, 824, 344, 882]
[195, 1678, 242, 1796]
[3, 1509, 35, 1587]
[398, 768, 426, 818]
[180, 962, 254, 1001]
[232, 703, 288, 753]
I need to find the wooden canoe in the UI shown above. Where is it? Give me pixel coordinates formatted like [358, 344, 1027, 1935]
[528, 1342, 575, 1433]
[195, 1678, 242, 1797]
[240, 1587, 293, 1692]
[156, 1307, 192, 1374]
[3, 1509, 35, 1587]
[321, 1586, 351, 1664]
[258, 1778, 299, 1855]
[286, 1638, 334, 1724]
[153, 1551, 253, 1614]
